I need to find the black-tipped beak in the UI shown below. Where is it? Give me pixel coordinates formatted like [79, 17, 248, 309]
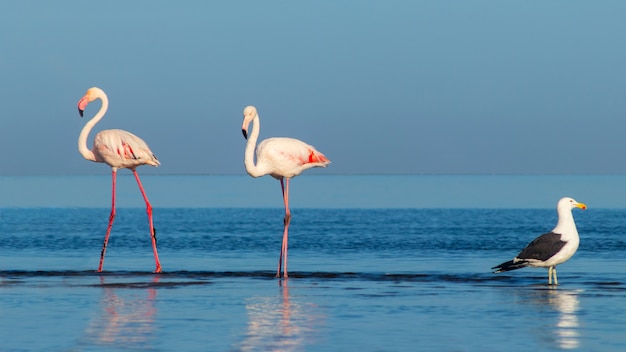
[78, 108, 84, 117]
[242, 129, 248, 140]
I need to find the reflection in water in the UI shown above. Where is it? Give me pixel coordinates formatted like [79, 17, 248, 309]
[82, 276, 158, 349]
[237, 280, 323, 352]
[547, 289, 581, 350]
[529, 288, 581, 350]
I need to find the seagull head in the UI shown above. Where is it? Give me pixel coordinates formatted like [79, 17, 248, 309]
[559, 197, 587, 211]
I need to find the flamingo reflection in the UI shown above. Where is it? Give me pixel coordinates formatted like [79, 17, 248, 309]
[82, 276, 158, 349]
[237, 280, 324, 351]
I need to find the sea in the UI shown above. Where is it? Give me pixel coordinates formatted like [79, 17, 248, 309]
[1, 175, 626, 351]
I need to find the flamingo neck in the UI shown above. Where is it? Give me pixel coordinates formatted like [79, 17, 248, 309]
[244, 113, 266, 177]
[78, 94, 109, 162]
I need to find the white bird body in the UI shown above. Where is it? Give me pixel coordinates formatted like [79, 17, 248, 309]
[250, 136, 328, 179]
[78, 88, 159, 171]
[524, 202, 581, 269]
[89, 129, 160, 170]
[241, 105, 329, 278]
[242, 106, 329, 179]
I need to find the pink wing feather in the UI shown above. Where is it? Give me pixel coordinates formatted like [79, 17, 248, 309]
[256, 137, 329, 179]
[93, 129, 160, 169]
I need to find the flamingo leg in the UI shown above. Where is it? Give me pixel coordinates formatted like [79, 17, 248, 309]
[132, 169, 162, 273]
[98, 169, 117, 272]
[276, 178, 291, 278]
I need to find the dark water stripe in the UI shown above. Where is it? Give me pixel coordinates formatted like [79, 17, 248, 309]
[1, 270, 624, 290]
[0, 269, 498, 281]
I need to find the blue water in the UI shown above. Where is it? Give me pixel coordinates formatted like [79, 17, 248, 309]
[3, 174, 626, 208]
[1, 176, 626, 351]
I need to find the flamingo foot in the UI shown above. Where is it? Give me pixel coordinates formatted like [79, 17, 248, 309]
[275, 272, 288, 279]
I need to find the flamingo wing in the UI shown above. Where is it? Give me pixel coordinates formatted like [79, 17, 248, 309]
[256, 137, 329, 178]
[93, 129, 160, 169]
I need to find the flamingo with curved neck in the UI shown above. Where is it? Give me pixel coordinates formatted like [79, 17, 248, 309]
[77, 87, 162, 273]
[242, 105, 330, 278]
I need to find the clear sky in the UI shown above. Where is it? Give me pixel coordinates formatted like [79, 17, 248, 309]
[1, 1, 625, 176]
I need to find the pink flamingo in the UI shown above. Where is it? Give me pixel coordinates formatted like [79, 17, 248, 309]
[77, 87, 162, 273]
[241, 106, 330, 278]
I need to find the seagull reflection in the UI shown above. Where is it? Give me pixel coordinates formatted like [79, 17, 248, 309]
[237, 280, 323, 352]
[82, 276, 158, 349]
[546, 288, 581, 350]
[523, 287, 581, 350]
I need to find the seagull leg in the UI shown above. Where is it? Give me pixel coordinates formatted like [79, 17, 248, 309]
[548, 267, 552, 285]
[553, 267, 558, 285]
[547, 266, 559, 285]
[548, 267, 553, 285]
[98, 169, 117, 273]
[133, 169, 162, 273]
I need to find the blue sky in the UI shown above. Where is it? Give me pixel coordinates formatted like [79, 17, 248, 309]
[1, 1, 625, 176]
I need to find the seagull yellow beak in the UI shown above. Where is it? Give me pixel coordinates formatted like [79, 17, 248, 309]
[577, 202, 587, 210]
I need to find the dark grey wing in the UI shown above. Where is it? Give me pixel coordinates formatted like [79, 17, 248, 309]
[516, 232, 566, 261]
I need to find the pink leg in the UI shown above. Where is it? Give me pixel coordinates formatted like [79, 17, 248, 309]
[276, 179, 284, 277]
[98, 169, 117, 272]
[276, 178, 291, 278]
[280, 279, 291, 323]
[133, 170, 162, 273]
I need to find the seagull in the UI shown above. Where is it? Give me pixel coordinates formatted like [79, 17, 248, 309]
[492, 197, 587, 285]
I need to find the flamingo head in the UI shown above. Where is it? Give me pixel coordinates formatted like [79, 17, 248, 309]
[77, 87, 105, 117]
[241, 105, 258, 140]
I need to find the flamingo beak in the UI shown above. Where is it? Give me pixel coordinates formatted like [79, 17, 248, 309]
[77, 96, 89, 117]
[242, 129, 248, 140]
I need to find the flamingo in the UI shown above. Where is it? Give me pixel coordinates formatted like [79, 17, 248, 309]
[241, 105, 330, 278]
[77, 87, 162, 273]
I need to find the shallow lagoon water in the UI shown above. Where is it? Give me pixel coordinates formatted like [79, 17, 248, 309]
[1, 176, 626, 351]
[2, 266, 626, 351]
